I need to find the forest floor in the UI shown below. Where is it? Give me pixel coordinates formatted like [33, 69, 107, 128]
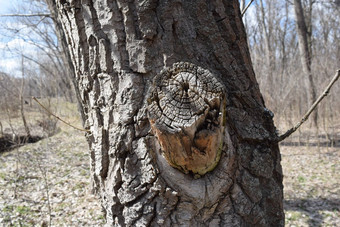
[281, 145, 339, 227]
[0, 102, 339, 226]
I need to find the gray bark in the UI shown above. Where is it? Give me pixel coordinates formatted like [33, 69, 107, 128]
[45, 0, 86, 124]
[47, 0, 284, 226]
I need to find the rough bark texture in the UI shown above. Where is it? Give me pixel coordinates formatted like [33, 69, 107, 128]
[45, 0, 87, 124]
[48, 0, 284, 226]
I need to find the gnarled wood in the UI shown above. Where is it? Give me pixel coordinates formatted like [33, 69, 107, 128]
[148, 62, 226, 176]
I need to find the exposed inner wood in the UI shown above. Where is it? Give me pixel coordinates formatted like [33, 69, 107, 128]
[148, 62, 226, 176]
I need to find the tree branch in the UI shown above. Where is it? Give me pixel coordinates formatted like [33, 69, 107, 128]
[278, 69, 340, 142]
[0, 14, 51, 18]
[32, 97, 89, 132]
[241, 0, 255, 17]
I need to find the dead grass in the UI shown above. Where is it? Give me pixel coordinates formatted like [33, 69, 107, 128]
[0, 129, 105, 226]
[0, 101, 339, 226]
[0, 101, 104, 226]
[282, 144, 340, 226]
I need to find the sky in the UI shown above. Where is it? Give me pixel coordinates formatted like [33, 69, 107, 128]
[0, 0, 53, 77]
[0, 0, 24, 76]
[0, 0, 256, 77]
[0, 0, 14, 14]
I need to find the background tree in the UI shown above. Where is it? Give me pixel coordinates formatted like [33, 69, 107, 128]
[246, 0, 339, 140]
[46, 0, 284, 226]
[0, 0, 76, 102]
[0, 0, 86, 140]
[293, 0, 318, 129]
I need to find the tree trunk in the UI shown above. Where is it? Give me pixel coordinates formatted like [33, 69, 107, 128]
[20, 56, 31, 140]
[240, 0, 246, 12]
[258, 0, 275, 89]
[293, 0, 318, 128]
[45, 0, 87, 125]
[48, 0, 284, 226]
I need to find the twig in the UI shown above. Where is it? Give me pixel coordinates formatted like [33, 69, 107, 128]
[278, 69, 340, 142]
[0, 13, 51, 18]
[241, 0, 255, 17]
[0, 121, 3, 137]
[32, 97, 89, 132]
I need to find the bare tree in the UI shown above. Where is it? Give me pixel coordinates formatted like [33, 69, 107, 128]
[293, 0, 318, 128]
[257, 0, 275, 91]
[0, 0, 76, 103]
[245, 0, 339, 137]
[46, 0, 284, 226]
[19, 55, 31, 140]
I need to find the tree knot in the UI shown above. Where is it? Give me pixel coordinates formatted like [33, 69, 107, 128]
[148, 62, 227, 176]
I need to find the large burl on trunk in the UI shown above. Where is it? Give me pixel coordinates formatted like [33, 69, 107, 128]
[47, 0, 284, 226]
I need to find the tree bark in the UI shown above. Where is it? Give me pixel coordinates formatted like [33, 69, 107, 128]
[45, 0, 86, 124]
[47, 0, 284, 226]
[293, 0, 318, 128]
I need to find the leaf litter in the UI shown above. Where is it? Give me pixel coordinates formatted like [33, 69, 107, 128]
[0, 127, 339, 226]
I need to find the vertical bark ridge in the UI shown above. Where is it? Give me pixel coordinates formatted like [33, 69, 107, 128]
[73, 1, 90, 78]
[87, 1, 114, 74]
[77, 1, 110, 193]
